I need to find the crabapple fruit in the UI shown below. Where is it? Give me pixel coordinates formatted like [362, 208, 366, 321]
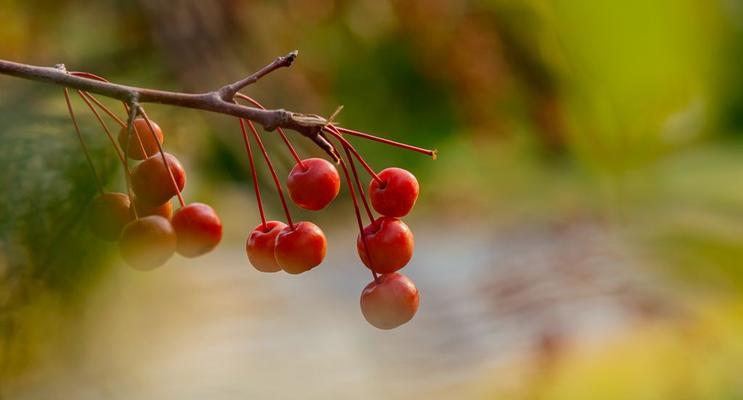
[172, 203, 222, 258]
[369, 167, 419, 217]
[119, 215, 177, 270]
[87, 192, 132, 241]
[274, 221, 326, 274]
[118, 118, 164, 160]
[357, 217, 414, 274]
[131, 152, 186, 207]
[360, 272, 419, 330]
[287, 158, 341, 210]
[246, 220, 287, 272]
[132, 195, 173, 219]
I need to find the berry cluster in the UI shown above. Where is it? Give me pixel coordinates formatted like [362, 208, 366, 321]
[63, 82, 222, 270]
[235, 95, 428, 329]
[64, 73, 434, 330]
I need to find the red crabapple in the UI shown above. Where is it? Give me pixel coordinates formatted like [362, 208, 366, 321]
[131, 152, 186, 207]
[172, 203, 222, 258]
[87, 192, 132, 241]
[369, 167, 419, 217]
[287, 158, 341, 210]
[274, 221, 327, 274]
[132, 195, 173, 219]
[360, 272, 419, 330]
[246, 221, 287, 273]
[119, 215, 177, 270]
[357, 217, 414, 274]
[118, 118, 164, 160]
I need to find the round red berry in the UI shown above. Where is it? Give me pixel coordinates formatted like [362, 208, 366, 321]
[357, 217, 414, 274]
[172, 203, 222, 258]
[119, 215, 177, 270]
[360, 273, 419, 330]
[246, 220, 286, 273]
[274, 221, 326, 274]
[87, 192, 132, 241]
[118, 118, 164, 160]
[287, 158, 341, 211]
[369, 167, 419, 217]
[131, 152, 186, 207]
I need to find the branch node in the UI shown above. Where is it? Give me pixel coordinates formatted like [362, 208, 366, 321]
[312, 131, 340, 163]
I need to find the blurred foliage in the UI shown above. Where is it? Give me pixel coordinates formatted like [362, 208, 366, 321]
[469, 300, 743, 399]
[0, 84, 120, 377]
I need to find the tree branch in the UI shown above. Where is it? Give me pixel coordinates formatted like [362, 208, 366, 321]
[217, 50, 298, 101]
[0, 54, 330, 154]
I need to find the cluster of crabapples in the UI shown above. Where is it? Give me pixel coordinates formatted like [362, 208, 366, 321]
[86, 117, 223, 269]
[248, 158, 422, 330]
[67, 80, 432, 329]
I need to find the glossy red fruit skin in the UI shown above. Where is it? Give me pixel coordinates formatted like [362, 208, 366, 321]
[132, 196, 173, 219]
[360, 273, 420, 330]
[172, 203, 222, 258]
[357, 217, 414, 274]
[287, 158, 341, 211]
[369, 167, 419, 217]
[274, 221, 327, 274]
[119, 215, 176, 270]
[131, 152, 186, 207]
[118, 118, 164, 160]
[87, 192, 132, 241]
[246, 221, 287, 272]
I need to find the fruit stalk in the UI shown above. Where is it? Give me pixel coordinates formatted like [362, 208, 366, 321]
[62, 88, 104, 195]
[76, 90, 127, 167]
[329, 140, 378, 282]
[342, 141, 374, 223]
[324, 127, 383, 184]
[123, 100, 140, 218]
[238, 118, 268, 229]
[235, 93, 306, 169]
[332, 125, 437, 158]
[244, 118, 295, 229]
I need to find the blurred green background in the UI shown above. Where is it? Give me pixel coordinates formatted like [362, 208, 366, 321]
[2, 0, 743, 399]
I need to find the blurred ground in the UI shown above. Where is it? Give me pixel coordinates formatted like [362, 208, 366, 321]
[6, 214, 672, 399]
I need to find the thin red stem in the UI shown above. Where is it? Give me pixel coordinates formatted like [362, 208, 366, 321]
[70, 71, 110, 83]
[326, 126, 376, 222]
[69, 72, 148, 156]
[124, 104, 139, 219]
[73, 72, 146, 156]
[125, 104, 149, 158]
[324, 128, 372, 214]
[237, 118, 267, 229]
[63, 88, 103, 195]
[323, 127, 383, 184]
[138, 107, 186, 208]
[235, 93, 305, 170]
[245, 119, 294, 229]
[343, 144, 374, 223]
[80, 91, 126, 128]
[77, 90, 127, 168]
[332, 125, 437, 159]
[329, 141, 377, 281]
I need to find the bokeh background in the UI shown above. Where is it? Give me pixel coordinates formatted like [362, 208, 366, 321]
[2, 0, 743, 398]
